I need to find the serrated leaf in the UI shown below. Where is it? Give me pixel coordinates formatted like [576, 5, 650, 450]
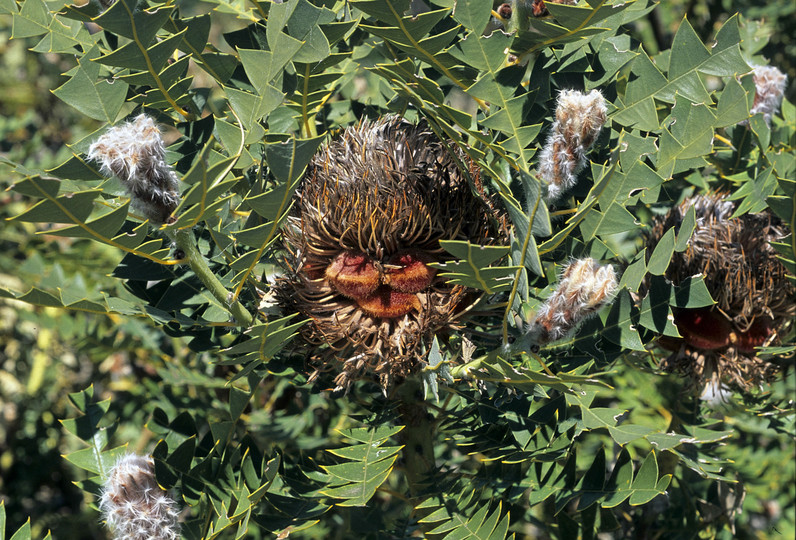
[603, 289, 646, 351]
[52, 60, 127, 123]
[451, 0, 491, 32]
[319, 425, 403, 506]
[433, 240, 519, 293]
[647, 227, 675, 275]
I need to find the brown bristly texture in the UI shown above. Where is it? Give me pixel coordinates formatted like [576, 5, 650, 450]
[646, 193, 795, 392]
[278, 116, 506, 391]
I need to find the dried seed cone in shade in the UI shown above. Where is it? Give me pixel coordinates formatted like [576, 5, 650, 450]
[538, 89, 607, 202]
[99, 454, 180, 540]
[526, 258, 618, 346]
[646, 193, 796, 391]
[87, 114, 180, 224]
[749, 65, 787, 125]
[278, 116, 506, 391]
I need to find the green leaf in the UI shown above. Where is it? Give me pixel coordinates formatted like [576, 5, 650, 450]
[219, 316, 305, 379]
[238, 48, 300, 95]
[674, 205, 696, 252]
[451, 0, 491, 32]
[647, 227, 675, 275]
[52, 50, 127, 123]
[433, 240, 519, 294]
[580, 202, 640, 240]
[729, 167, 778, 217]
[603, 289, 646, 351]
[94, 0, 174, 46]
[715, 76, 752, 128]
[267, 0, 335, 63]
[628, 452, 669, 505]
[225, 85, 285, 132]
[12, 0, 49, 38]
[13, 188, 101, 224]
[8, 519, 31, 540]
[319, 424, 403, 506]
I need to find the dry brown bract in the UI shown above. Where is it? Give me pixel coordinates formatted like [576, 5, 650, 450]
[647, 193, 795, 391]
[279, 116, 506, 391]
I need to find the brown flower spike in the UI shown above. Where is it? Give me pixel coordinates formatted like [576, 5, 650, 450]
[279, 116, 505, 391]
[646, 193, 795, 392]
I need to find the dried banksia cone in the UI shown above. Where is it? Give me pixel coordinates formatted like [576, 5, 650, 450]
[87, 114, 180, 224]
[538, 89, 607, 202]
[99, 454, 180, 540]
[279, 116, 506, 391]
[646, 193, 796, 392]
[526, 258, 617, 346]
[749, 65, 787, 126]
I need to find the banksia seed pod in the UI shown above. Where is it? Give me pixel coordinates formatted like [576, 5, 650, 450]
[529, 0, 579, 18]
[646, 193, 795, 392]
[538, 89, 607, 202]
[526, 257, 617, 346]
[278, 116, 506, 391]
[88, 114, 180, 224]
[749, 65, 787, 126]
[99, 454, 180, 540]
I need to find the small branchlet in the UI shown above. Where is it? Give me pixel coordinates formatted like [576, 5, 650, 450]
[538, 89, 607, 202]
[749, 65, 787, 126]
[88, 114, 180, 224]
[526, 258, 617, 345]
[99, 454, 181, 540]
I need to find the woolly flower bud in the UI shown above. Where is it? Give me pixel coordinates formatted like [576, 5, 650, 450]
[99, 454, 180, 540]
[527, 258, 617, 345]
[749, 65, 787, 125]
[87, 114, 180, 224]
[538, 89, 607, 202]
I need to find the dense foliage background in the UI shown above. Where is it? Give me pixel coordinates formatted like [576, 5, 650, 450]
[0, 0, 794, 538]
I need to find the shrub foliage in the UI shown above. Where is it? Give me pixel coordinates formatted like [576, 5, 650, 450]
[0, 0, 794, 538]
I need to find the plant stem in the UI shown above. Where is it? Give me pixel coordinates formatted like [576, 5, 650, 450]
[171, 228, 253, 328]
[397, 379, 436, 498]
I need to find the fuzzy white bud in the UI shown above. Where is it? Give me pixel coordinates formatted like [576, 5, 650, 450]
[749, 65, 787, 126]
[99, 454, 180, 540]
[87, 114, 180, 224]
[538, 89, 607, 202]
[526, 258, 617, 345]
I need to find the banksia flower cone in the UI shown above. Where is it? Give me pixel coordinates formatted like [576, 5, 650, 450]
[526, 258, 617, 346]
[279, 116, 506, 391]
[646, 193, 795, 392]
[88, 114, 180, 224]
[99, 454, 180, 540]
[749, 65, 787, 126]
[538, 89, 607, 202]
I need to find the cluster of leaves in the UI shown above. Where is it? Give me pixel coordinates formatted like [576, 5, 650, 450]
[0, 0, 794, 538]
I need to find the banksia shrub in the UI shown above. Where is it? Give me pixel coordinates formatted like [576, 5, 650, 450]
[279, 116, 505, 391]
[4, 1, 796, 538]
[99, 454, 180, 540]
[538, 89, 607, 202]
[87, 114, 180, 224]
[526, 257, 617, 346]
[749, 65, 787, 125]
[647, 193, 796, 391]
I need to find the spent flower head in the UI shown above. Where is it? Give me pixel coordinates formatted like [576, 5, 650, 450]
[278, 116, 506, 391]
[646, 193, 795, 391]
[749, 65, 787, 125]
[99, 454, 180, 540]
[526, 257, 617, 346]
[87, 114, 180, 224]
[538, 89, 607, 202]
